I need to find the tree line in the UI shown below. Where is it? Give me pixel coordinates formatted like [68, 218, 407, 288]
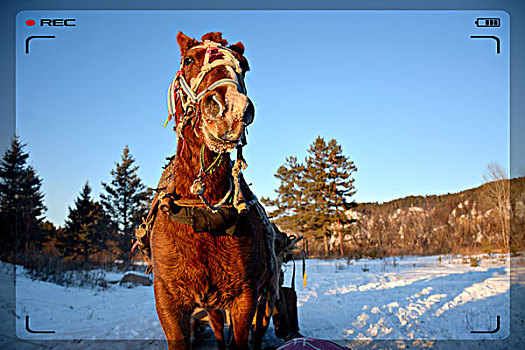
[0, 136, 151, 269]
[1, 134, 520, 271]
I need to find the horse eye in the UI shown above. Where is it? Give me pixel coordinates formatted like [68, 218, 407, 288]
[184, 57, 195, 66]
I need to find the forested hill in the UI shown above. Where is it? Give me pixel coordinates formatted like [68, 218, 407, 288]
[357, 176, 525, 215]
[343, 176, 525, 256]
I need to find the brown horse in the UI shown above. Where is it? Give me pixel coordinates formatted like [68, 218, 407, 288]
[150, 32, 275, 350]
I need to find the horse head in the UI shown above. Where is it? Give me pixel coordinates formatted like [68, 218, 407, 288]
[171, 31, 255, 154]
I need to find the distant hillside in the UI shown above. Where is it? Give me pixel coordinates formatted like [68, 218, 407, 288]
[340, 177, 525, 257]
[358, 176, 525, 214]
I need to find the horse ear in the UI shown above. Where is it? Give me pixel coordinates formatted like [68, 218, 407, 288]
[177, 31, 198, 54]
[201, 32, 228, 45]
[229, 42, 245, 56]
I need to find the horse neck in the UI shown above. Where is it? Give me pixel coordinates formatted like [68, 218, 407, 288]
[172, 128, 232, 201]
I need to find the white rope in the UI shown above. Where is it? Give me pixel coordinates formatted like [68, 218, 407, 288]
[232, 157, 247, 213]
[192, 177, 233, 214]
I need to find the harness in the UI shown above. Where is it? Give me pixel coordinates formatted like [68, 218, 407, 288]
[133, 154, 262, 276]
[133, 40, 260, 274]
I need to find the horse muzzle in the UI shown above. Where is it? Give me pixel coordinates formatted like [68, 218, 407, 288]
[200, 87, 254, 153]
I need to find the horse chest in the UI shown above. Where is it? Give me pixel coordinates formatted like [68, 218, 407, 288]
[152, 218, 254, 307]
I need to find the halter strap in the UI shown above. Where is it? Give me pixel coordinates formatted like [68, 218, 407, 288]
[189, 42, 243, 90]
[179, 76, 242, 104]
[166, 41, 247, 125]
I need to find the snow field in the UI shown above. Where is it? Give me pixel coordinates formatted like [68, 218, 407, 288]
[290, 255, 510, 340]
[10, 254, 511, 342]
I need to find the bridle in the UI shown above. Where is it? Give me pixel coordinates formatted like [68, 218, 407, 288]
[163, 40, 251, 214]
[166, 40, 247, 131]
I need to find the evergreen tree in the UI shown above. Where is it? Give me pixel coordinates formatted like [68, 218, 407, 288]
[100, 146, 150, 264]
[303, 137, 357, 256]
[262, 156, 308, 232]
[61, 181, 109, 263]
[265, 136, 357, 256]
[40, 220, 58, 243]
[0, 137, 46, 255]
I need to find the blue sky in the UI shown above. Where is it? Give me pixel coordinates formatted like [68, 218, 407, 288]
[15, 11, 509, 226]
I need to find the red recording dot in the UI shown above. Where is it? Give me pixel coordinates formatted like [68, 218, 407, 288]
[25, 19, 36, 26]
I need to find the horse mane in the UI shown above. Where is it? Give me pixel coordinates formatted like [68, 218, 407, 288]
[176, 31, 250, 72]
[200, 32, 245, 56]
[201, 32, 229, 45]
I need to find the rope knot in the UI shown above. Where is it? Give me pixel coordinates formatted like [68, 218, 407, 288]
[190, 179, 205, 196]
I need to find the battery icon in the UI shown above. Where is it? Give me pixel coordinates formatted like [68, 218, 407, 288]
[475, 18, 500, 27]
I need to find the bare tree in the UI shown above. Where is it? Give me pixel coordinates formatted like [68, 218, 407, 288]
[482, 162, 510, 249]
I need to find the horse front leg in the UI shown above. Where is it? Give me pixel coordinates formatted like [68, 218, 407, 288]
[250, 292, 274, 350]
[154, 280, 193, 350]
[229, 291, 257, 350]
[207, 308, 226, 350]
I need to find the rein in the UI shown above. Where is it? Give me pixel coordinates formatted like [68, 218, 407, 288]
[200, 145, 222, 175]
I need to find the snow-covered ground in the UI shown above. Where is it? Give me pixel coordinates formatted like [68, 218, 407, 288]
[291, 255, 510, 340]
[2, 253, 519, 347]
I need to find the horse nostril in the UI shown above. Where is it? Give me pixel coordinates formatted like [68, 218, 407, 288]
[203, 93, 223, 119]
[243, 98, 255, 125]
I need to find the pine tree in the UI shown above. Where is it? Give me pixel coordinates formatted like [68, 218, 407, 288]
[303, 137, 357, 256]
[262, 156, 308, 232]
[100, 146, 150, 264]
[61, 181, 109, 263]
[265, 136, 357, 256]
[0, 137, 46, 255]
